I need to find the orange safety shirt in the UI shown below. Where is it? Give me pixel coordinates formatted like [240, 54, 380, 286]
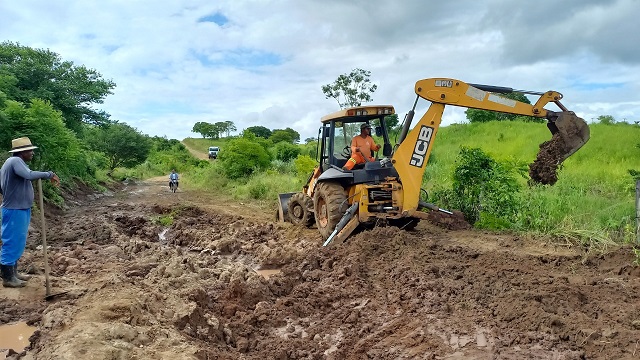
[350, 135, 380, 159]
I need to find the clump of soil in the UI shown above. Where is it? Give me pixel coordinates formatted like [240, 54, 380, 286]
[529, 133, 567, 185]
[427, 210, 471, 230]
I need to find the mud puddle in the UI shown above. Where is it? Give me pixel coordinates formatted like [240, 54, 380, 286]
[0, 322, 36, 352]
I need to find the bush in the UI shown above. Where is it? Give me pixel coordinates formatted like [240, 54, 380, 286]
[293, 155, 317, 179]
[273, 141, 300, 162]
[434, 147, 521, 228]
[217, 137, 271, 179]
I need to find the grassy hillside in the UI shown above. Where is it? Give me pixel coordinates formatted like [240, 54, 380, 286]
[427, 121, 640, 244]
[182, 137, 231, 153]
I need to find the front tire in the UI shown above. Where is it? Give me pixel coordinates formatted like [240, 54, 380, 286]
[313, 182, 348, 240]
[288, 193, 315, 227]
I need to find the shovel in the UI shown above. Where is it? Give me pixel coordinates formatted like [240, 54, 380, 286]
[37, 179, 68, 301]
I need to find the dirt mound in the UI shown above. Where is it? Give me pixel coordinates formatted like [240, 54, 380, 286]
[426, 210, 472, 230]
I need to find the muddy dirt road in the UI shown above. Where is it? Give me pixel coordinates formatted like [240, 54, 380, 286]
[1, 177, 639, 359]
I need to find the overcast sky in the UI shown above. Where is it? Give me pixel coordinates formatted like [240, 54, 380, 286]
[1, 0, 639, 140]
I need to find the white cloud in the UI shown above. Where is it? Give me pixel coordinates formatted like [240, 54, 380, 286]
[1, 0, 639, 141]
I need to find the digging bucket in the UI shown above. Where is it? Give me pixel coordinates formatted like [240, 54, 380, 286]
[546, 111, 590, 161]
[276, 192, 296, 222]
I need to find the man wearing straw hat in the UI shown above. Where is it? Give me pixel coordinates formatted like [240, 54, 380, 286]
[0, 137, 59, 288]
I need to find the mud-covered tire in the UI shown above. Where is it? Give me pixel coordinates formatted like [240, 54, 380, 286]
[313, 182, 348, 240]
[288, 193, 315, 227]
[389, 217, 419, 231]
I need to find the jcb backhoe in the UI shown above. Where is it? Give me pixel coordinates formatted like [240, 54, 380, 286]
[277, 78, 590, 245]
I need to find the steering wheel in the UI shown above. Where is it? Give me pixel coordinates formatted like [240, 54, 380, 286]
[341, 145, 351, 158]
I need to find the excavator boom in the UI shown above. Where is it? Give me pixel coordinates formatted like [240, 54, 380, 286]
[392, 78, 590, 215]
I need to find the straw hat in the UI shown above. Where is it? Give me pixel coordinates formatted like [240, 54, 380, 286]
[9, 137, 38, 153]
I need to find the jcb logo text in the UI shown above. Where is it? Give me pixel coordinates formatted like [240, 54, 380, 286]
[410, 126, 434, 167]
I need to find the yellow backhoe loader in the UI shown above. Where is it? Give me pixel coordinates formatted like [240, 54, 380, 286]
[277, 78, 590, 245]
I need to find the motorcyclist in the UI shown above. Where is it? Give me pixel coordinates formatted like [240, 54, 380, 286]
[169, 169, 179, 189]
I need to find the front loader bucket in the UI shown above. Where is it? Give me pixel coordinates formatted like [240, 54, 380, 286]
[547, 111, 590, 161]
[276, 192, 296, 222]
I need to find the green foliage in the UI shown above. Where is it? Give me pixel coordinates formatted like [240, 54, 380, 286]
[293, 155, 317, 180]
[151, 214, 174, 226]
[384, 114, 399, 131]
[217, 137, 271, 179]
[273, 141, 300, 162]
[465, 92, 542, 123]
[245, 125, 272, 139]
[300, 141, 319, 159]
[192, 121, 237, 139]
[0, 41, 116, 133]
[270, 127, 300, 144]
[242, 130, 273, 152]
[0, 99, 92, 183]
[321, 68, 378, 109]
[434, 147, 521, 228]
[597, 115, 616, 125]
[84, 122, 152, 171]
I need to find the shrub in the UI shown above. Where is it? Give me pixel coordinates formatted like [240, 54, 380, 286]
[274, 141, 300, 162]
[294, 155, 317, 179]
[217, 137, 271, 179]
[434, 147, 521, 228]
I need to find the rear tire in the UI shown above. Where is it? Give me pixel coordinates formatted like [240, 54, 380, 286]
[288, 193, 315, 227]
[313, 182, 348, 240]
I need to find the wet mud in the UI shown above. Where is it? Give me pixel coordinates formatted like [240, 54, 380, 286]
[529, 133, 567, 185]
[1, 178, 639, 359]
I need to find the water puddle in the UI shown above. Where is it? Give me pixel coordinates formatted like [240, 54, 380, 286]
[158, 228, 169, 243]
[0, 322, 36, 352]
[255, 269, 282, 279]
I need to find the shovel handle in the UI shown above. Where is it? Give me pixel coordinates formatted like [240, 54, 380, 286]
[38, 179, 51, 297]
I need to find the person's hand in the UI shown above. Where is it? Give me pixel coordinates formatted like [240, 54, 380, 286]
[50, 173, 60, 187]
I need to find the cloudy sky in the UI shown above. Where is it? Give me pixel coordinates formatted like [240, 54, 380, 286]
[1, 0, 639, 140]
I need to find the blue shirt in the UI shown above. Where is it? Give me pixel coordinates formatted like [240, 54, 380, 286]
[169, 173, 179, 180]
[0, 156, 52, 209]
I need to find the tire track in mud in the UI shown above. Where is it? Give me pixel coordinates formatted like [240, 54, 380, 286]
[1, 178, 639, 359]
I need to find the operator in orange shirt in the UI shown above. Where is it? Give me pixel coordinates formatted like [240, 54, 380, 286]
[342, 123, 380, 171]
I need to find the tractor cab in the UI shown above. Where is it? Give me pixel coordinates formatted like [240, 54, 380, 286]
[315, 105, 399, 185]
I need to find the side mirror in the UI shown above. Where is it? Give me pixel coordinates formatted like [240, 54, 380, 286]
[383, 143, 392, 157]
[375, 126, 383, 137]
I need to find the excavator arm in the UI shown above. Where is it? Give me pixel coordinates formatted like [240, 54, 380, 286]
[392, 78, 590, 215]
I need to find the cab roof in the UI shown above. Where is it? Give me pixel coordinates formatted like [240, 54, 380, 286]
[320, 105, 395, 124]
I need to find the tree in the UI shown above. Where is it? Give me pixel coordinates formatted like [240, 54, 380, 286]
[384, 114, 399, 131]
[192, 122, 212, 138]
[321, 68, 377, 109]
[274, 141, 300, 162]
[245, 125, 272, 139]
[223, 121, 237, 137]
[85, 122, 152, 171]
[465, 92, 542, 123]
[0, 41, 116, 133]
[270, 127, 300, 144]
[1, 98, 91, 180]
[597, 115, 616, 125]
